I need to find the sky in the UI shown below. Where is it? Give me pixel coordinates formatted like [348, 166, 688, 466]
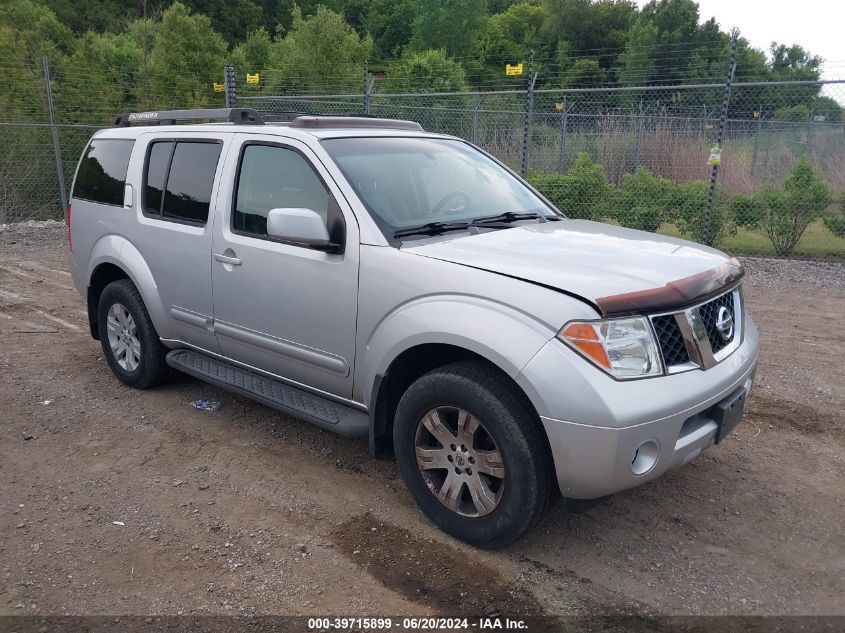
[635, 0, 844, 101]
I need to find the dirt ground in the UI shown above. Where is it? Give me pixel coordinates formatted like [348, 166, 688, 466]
[0, 221, 843, 618]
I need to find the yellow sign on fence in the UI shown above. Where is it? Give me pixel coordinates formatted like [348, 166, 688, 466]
[708, 144, 722, 166]
[554, 101, 566, 111]
[212, 83, 225, 92]
[246, 73, 260, 84]
[505, 63, 523, 76]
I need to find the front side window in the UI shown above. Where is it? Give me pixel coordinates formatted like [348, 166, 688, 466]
[72, 139, 134, 206]
[143, 140, 222, 224]
[233, 144, 333, 237]
[320, 137, 556, 236]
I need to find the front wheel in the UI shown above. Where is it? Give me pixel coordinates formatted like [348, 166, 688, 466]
[393, 361, 557, 548]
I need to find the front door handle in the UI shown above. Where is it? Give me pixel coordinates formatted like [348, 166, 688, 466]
[214, 253, 242, 266]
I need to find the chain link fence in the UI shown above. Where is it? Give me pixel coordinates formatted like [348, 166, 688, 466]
[2, 57, 844, 260]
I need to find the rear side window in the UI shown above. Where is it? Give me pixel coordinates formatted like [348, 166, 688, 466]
[144, 140, 222, 225]
[72, 139, 134, 206]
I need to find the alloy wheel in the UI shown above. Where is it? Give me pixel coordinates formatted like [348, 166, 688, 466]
[106, 302, 141, 372]
[414, 406, 505, 517]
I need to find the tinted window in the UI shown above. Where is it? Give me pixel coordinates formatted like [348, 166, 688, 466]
[163, 143, 221, 223]
[142, 141, 221, 224]
[234, 145, 330, 237]
[73, 139, 134, 206]
[144, 141, 173, 216]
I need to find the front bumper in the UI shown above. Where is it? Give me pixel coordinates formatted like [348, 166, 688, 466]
[517, 315, 759, 499]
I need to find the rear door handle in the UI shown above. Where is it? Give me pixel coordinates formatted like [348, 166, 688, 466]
[214, 253, 242, 266]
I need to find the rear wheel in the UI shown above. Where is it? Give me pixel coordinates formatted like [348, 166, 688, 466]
[97, 279, 170, 389]
[394, 361, 557, 548]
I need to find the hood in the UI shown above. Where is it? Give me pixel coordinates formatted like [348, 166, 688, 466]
[402, 219, 743, 315]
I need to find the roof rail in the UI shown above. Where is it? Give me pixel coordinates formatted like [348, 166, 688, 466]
[290, 116, 423, 131]
[113, 108, 264, 127]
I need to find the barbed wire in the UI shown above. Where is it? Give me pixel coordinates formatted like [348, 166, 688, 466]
[1, 58, 843, 260]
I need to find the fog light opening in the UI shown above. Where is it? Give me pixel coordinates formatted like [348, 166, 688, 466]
[631, 439, 660, 475]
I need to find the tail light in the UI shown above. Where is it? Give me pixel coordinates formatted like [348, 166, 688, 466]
[67, 203, 73, 252]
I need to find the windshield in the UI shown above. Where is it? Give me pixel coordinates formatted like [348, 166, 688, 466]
[320, 137, 558, 236]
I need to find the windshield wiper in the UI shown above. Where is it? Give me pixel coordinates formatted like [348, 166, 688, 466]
[471, 211, 546, 226]
[394, 221, 471, 238]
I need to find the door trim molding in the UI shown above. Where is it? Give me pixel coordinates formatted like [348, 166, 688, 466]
[214, 320, 350, 377]
[170, 306, 214, 331]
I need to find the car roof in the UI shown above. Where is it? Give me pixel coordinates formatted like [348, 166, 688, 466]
[93, 123, 453, 142]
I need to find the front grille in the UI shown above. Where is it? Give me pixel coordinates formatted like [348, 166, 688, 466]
[699, 292, 736, 353]
[652, 314, 690, 367]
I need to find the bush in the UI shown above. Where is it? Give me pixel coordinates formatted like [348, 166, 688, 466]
[672, 180, 734, 245]
[824, 215, 845, 239]
[528, 153, 614, 221]
[616, 167, 673, 232]
[730, 193, 763, 231]
[773, 104, 811, 122]
[750, 157, 832, 256]
[822, 192, 845, 239]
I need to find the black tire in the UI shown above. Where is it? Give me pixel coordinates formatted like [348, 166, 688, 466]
[97, 279, 170, 389]
[393, 361, 557, 548]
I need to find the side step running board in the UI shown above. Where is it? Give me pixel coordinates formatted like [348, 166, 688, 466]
[166, 349, 369, 438]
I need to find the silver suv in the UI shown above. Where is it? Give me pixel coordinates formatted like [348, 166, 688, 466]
[68, 108, 758, 548]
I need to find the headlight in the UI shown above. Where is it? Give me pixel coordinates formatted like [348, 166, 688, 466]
[558, 317, 662, 380]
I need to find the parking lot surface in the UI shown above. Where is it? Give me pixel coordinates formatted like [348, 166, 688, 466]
[1, 222, 843, 616]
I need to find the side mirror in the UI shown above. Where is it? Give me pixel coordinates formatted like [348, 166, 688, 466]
[266, 208, 332, 249]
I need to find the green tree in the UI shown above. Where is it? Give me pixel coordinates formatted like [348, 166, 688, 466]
[147, 2, 228, 108]
[616, 19, 657, 86]
[184, 0, 264, 46]
[0, 0, 74, 61]
[268, 6, 372, 93]
[59, 31, 142, 124]
[773, 105, 811, 122]
[229, 27, 273, 73]
[636, 0, 703, 84]
[543, 0, 635, 73]
[409, 0, 488, 58]
[481, 1, 547, 62]
[365, 0, 417, 58]
[811, 96, 842, 123]
[386, 49, 468, 93]
[562, 58, 606, 87]
[471, 2, 547, 86]
[40, 0, 168, 35]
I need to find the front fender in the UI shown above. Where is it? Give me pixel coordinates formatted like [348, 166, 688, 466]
[357, 294, 556, 407]
[87, 234, 171, 338]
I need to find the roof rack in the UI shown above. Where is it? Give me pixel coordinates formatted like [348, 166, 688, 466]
[289, 116, 423, 131]
[114, 108, 264, 127]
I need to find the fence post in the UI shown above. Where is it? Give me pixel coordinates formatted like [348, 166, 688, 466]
[634, 98, 644, 169]
[521, 50, 537, 178]
[471, 94, 479, 144]
[224, 65, 237, 108]
[42, 56, 67, 220]
[703, 30, 738, 246]
[750, 106, 763, 180]
[557, 103, 569, 173]
[363, 61, 373, 115]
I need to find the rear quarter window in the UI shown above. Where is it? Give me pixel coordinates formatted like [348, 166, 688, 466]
[72, 139, 135, 206]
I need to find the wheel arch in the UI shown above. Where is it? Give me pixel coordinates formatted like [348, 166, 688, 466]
[86, 235, 168, 340]
[368, 342, 545, 459]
